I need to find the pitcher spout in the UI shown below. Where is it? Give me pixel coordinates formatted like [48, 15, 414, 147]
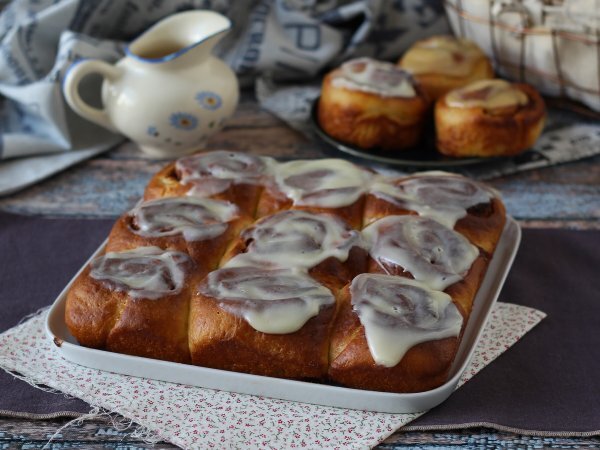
[125, 10, 231, 63]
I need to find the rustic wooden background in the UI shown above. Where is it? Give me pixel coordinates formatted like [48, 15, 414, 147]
[0, 95, 599, 449]
[1, 97, 598, 229]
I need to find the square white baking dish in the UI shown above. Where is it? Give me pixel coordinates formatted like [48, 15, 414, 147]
[45, 217, 521, 414]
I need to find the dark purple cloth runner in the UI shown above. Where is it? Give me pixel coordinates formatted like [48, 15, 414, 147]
[1, 212, 599, 433]
[0, 212, 113, 416]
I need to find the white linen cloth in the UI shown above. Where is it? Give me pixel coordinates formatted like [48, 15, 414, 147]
[0, 302, 545, 449]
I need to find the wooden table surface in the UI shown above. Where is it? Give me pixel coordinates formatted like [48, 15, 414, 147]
[1, 94, 599, 449]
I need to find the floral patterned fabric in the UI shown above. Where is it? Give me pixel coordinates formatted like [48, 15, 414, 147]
[0, 303, 544, 449]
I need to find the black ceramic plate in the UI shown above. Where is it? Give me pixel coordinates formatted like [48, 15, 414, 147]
[310, 97, 496, 168]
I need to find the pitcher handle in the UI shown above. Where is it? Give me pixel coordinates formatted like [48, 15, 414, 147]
[63, 60, 122, 132]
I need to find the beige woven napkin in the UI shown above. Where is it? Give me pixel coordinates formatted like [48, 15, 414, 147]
[0, 302, 544, 449]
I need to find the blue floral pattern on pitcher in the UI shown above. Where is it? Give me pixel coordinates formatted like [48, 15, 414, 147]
[196, 91, 222, 110]
[170, 112, 199, 130]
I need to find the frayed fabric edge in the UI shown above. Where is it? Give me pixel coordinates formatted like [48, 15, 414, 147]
[0, 365, 164, 448]
[0, 311, 167, 448]
[42, 407, 164, 449]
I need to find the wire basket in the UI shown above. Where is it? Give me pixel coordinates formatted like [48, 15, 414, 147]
[443, 0, 600, 112]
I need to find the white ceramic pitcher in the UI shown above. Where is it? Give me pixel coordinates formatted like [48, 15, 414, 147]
[63, 10, 239, 158]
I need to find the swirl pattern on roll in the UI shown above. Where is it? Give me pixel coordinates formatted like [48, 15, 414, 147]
[224, 210, 363, 270]
[175, 150, 275, 196]
[129, 197, 239, 242]
[198, 267, 335, 334]
[275, 159, 373, 208]
[350, 273, 463, 367]
[90, 247, 191, 300]
[370, 172, 496, 228]
[446, 79, 528, 110]
[362, 215, 479, 290]
[332, 57, 417, 98]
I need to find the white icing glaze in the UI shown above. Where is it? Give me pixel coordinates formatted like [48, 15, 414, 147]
[370, 171, 495, 228]
[185, 178, 235, 197]
[224, 210, 364, 270]
[446, 79, 528, 110]
[275, 159, 373, 208]
[90, 246, 190, 300]
[175, 150, 276, 196]
[129, 197, 239, 241]
[332, 57, 417, 98]
[362, 215, 479, 290]
[401, 36, 484, 77]
[199, 267, 335, 334]
[351, 273, 463, 367]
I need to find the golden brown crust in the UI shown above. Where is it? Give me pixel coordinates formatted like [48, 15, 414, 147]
[328, 285, 460, 393]
[308, 248, 368, 294]
[106, 289, 192, 364]
[254, 183, 292, 219]
[65, 266, 121, 349]
[188, 293, 336, 380]
[144, 163, 189, 200]
[65, 258, 201, 363]
[435, 83, 546, 157]
[445, 256, 489, 320]
[456, 198, 507, 255]
[318, 70, 429, 151]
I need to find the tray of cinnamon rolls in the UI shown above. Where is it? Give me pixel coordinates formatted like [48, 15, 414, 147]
[46, 150, 521, 413]
[314, 35, 546, 167]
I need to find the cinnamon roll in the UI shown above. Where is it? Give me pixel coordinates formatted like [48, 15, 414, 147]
[256, 158, 373, 229]
[399, 35, 494, 101]
[365, 172, 506, 254]
[329, 274, 464, 393]
[435, 79, 546, 157]
[189, 267, 336, 380]
[144, 150, 276, 217]
[318, 57, 429, 151]
[106, 197, 251, 272]
[65, 247, 199, 363]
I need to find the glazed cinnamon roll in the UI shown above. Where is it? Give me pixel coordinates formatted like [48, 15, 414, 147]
[399, 35, 494, 101]
[256, 158, 373, 229]
[65, 247, 199, 363]
[189, 267, 336, 380]
[318, 57, 429, 151]
[220, 210, 367, 292]
[106, 197, 251, 272]
[435, 79, 546, 157]
[365, 172, 506, 254]
[144, 150, 276, 217]
[329, 274, 464, 392]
